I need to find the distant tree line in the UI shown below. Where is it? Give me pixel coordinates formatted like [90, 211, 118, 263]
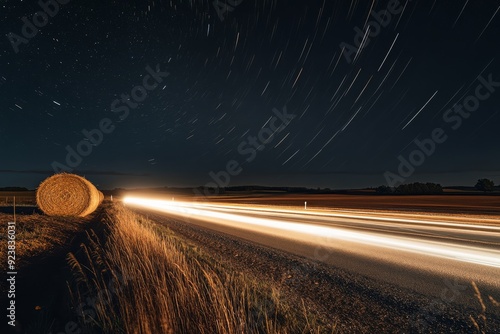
[376, 178, 498, 194]
[195, 186, 334, 194]
[375, 182, 443, 195]
[110, 179, 498, 196]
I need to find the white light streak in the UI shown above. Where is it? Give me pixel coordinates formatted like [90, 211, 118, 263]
[342, 107, 362, 131]
[402, 90, 438, 130]
[378, 33, 399, 72]
[282, 149, 300, 165]
[123, 197, 500, 269]
[475, 5, 499, 43]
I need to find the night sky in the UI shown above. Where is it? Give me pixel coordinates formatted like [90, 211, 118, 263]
[1, 0, 499, 189]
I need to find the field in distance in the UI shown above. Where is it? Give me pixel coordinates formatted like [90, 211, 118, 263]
[2, 189, 499, 216]
[193, 193, 500, 217]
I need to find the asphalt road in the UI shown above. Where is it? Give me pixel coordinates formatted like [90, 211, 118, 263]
[124, 197, 500, 314]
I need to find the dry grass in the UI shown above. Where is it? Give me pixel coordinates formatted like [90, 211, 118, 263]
[68, 204, 328, 333]
[0, 212, 86, 268]
[469, 281, 500, 333]
[36, 173, 101, 217]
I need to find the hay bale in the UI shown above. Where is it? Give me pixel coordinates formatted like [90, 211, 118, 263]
[98, 191, 104, 204]
[36, 173, 101, 217]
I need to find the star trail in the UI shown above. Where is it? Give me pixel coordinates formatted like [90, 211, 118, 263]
[1, 0, 499, 189]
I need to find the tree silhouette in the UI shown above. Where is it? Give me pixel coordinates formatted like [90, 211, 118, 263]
[394, 182, 443, 194]
[475, 179, 495, 192]
[375, 185, 393, 194]
[376, 182, 442, 194]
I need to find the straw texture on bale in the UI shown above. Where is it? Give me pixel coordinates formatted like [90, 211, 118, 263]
[36, 173, 101, 217]
[98, 191, 104, 204]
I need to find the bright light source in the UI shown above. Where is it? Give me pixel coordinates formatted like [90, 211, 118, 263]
[123, 196, 500, 268]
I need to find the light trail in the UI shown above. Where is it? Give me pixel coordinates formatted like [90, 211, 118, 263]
[402, 90, 439, 130]
[123, 196, 500, 269]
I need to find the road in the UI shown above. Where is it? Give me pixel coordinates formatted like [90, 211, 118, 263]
[123, 196, 500, 324]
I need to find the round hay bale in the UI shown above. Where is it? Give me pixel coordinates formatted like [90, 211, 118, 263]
[98, 191, 104, 204]
[36, 173, 101, 217]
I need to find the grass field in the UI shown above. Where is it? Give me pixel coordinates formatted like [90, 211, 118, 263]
[0, 202, 330, 333]
[0, 191, 36, 206]
[0, 212, 86, 269]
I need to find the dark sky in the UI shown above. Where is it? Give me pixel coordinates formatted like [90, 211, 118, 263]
[1, 0, 499, 189]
